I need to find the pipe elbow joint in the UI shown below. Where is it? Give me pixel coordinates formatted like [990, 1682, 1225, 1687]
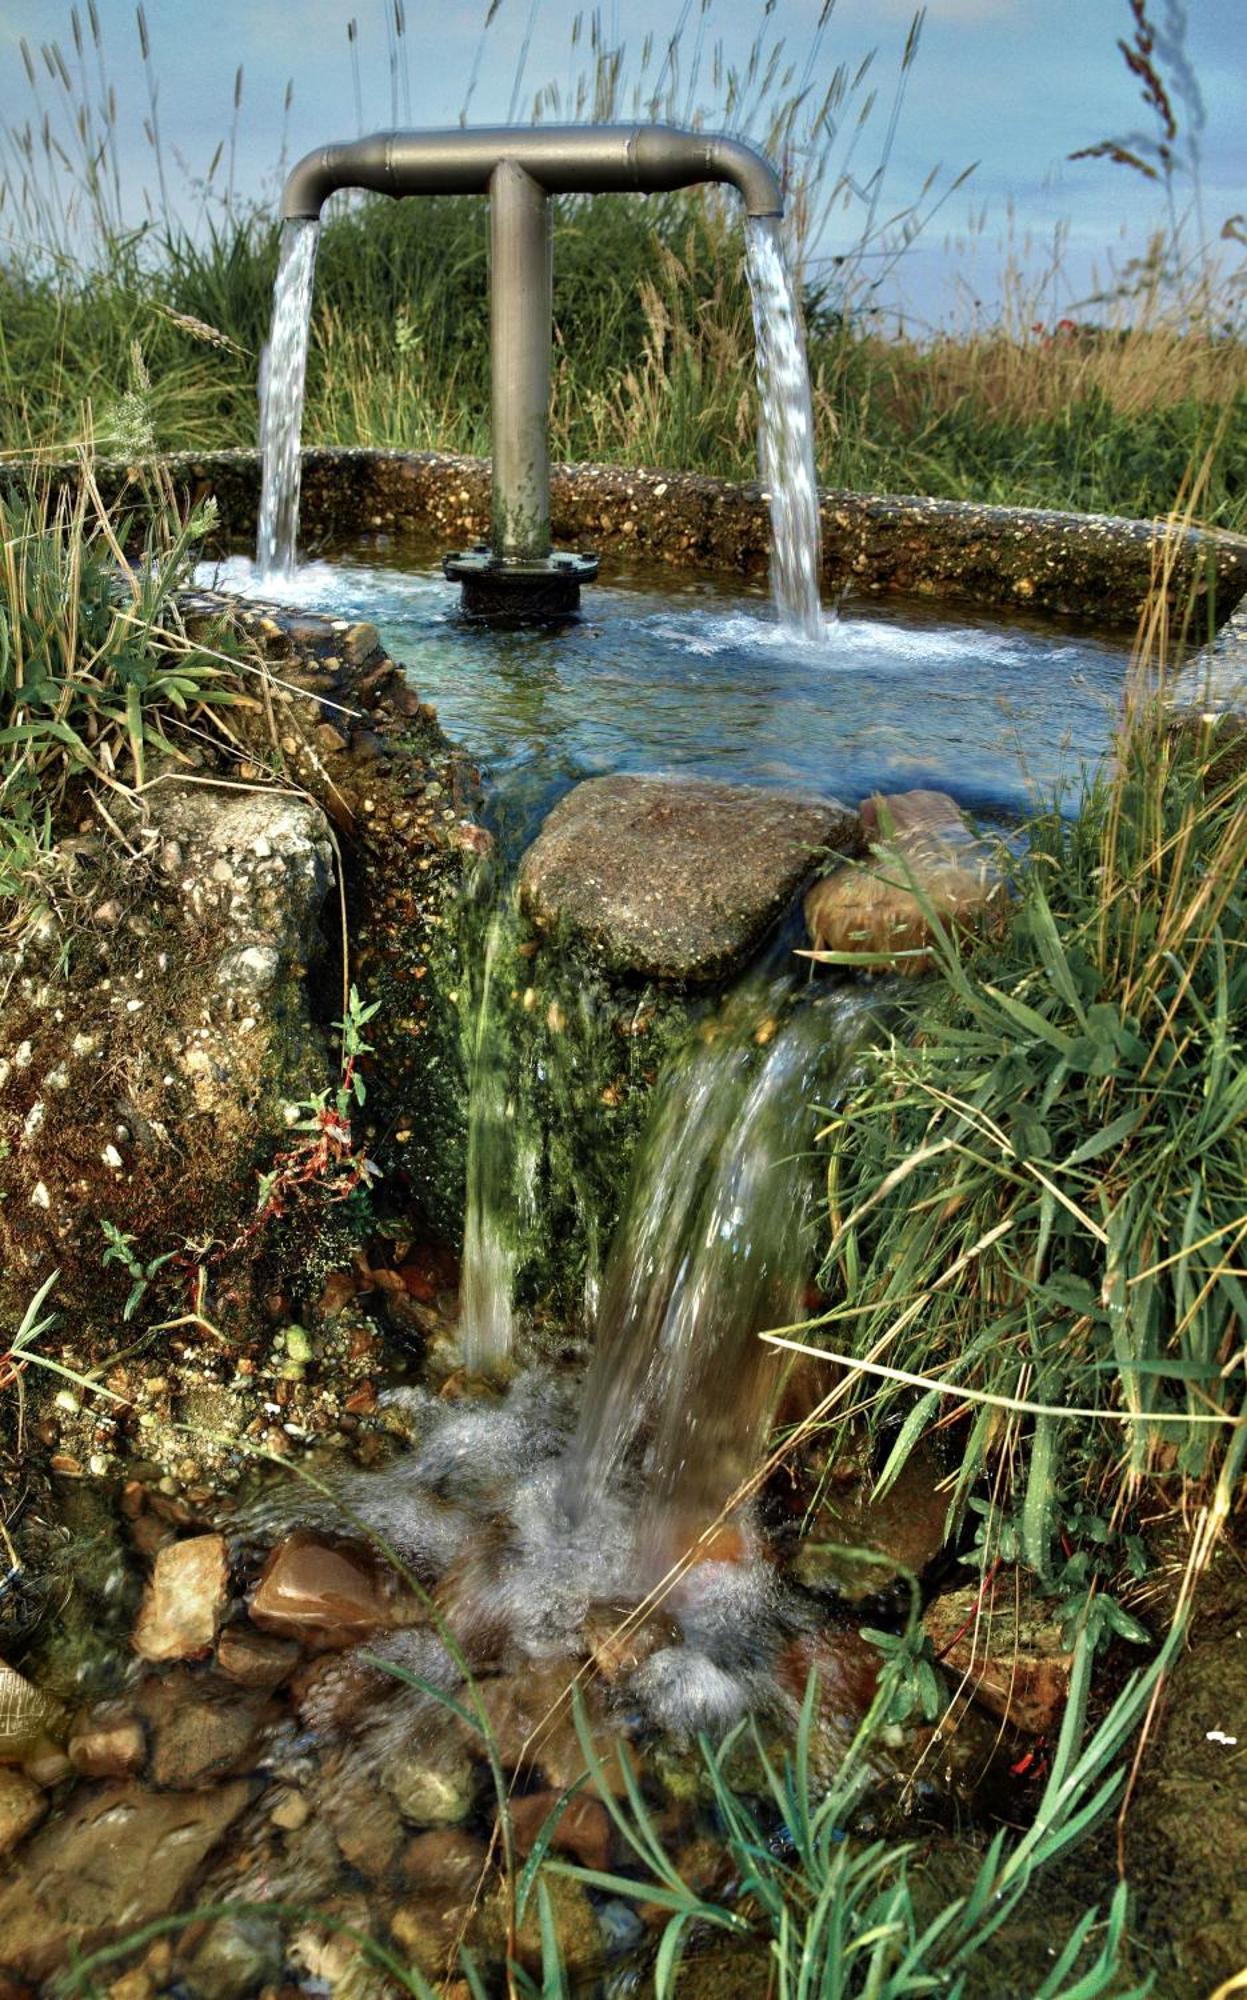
[282, 140, 396, 220]
[282, 146, 339, 221]
[704, 135, 784, 220]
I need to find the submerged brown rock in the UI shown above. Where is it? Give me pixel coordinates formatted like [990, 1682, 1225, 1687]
[805, 787, 1004, 977]
[0, 1779, 250, 1980]
[249, 1530, 417, 1650]
[520, 773, 860, 983]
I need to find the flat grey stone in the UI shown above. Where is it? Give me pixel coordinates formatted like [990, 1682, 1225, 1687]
[518, 774, 860, 983]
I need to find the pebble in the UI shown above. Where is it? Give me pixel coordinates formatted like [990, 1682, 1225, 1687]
[68, 1707, 147, 1780]
[269, 1788, 311, 1832]
[132, 1533, 230, 1663]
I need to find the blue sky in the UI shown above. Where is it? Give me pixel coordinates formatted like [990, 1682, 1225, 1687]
[2, 0, 1244, 324]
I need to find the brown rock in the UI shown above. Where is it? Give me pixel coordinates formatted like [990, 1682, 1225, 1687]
[582, 1606, 680, 1684]
[519, 773, 860, 983]
[134, 1673, 278, 1789]
[470, 1664, 628, 1798]
[316, 1268, 357, 1317]
[249, 1530, 415, 1650]
[68, 1703, 147, 1781]
[268, 1787, 310, 1832]
[0, 1779, 250, 1980]
[132, 1535, 229, 1664]
[805, 788, 1004, 978]
[318, 1759, 404, 1879]
[107, 1967, 157, 2000]
[401, 1827, 487, 1900]
[776, 1631, 881, 1729]
[924, 1583, 1073, 1733]
[0, 1770, 46, 1859]
[21, 1742, 71, 1787]
[216, 1626, 300, 1690]
[383, 1740, 477, 1827]
[792, 1443, 950, 1602]
[389, 1896, 485, 1981]
[290, 1647, 396, 1732]
[507, 1789, 611, 1871]
[504, 1871, 603, 1982]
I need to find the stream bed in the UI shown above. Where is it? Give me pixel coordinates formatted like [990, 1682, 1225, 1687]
[1, 549, 1207, 1999]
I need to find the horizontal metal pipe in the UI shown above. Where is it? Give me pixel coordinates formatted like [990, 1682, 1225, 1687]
[281, 123, 783, 222]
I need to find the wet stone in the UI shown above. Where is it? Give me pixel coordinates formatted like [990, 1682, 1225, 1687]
[0, 1779, 250, 1981]
[519, 774, 860, 983]
[470, 1663, 628, 1798]
[290, 1646, 395, 1733]
[504, 1870, 604, 1983]
[389, 1896, 486, 1981]
[68, 1702, 147, 1780]
[508, 1789, 612, 1871]
[319, 1760, 405, 1877]
[923, 1583, 1074, 1734]
[791, 1444, 950, 1603]
[383, 1740, 477, 1827]
[135, 1672, 277, 1789]
[0, 1769, 46, 1858]
[132, 1534, 229, 1664]
[805, 788, 1003, 978]
[249, 1529, 417, 1650]
[182, 1914, 284, 2000]
[215, 1624, 300, 1690]
[401, 1826, 487, 1899]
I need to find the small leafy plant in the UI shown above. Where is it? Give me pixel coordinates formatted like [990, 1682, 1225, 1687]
[99, 1221, 178, 1322]
[251, 983, 382, 1223]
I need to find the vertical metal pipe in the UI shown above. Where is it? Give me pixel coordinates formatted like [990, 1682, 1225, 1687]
[489, 158, 552, 559]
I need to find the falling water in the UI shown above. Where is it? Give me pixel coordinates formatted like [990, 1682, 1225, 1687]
[745, 216, 824, 639]
[458, 906, 520, 1377]
[561, 982, 872, 1575]
[256, 218, 320, 579]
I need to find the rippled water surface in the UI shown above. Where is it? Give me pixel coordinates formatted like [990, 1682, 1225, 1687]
[203, 547, 1132, 845]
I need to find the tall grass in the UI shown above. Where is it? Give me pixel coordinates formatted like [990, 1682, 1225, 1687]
[3, 2, 1243, 527]
[789, 512, 1247, 1581]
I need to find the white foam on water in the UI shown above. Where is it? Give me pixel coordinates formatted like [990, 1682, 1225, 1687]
[627, 1646, 755, 1741]
[669, 1555, 803, 1675]
[646, 605, 1059, 674]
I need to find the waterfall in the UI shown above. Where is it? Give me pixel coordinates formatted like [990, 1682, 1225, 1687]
[561, 982, 870, 1574]
[256, 217, 320, 580]
[458, 901, 530, 1378]
[744, 216, 824, 640]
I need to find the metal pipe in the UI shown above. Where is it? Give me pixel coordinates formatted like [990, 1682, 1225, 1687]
[281, 123, 784, 223]
[278, 122, 784, 615]
[490, 160, 552, 560]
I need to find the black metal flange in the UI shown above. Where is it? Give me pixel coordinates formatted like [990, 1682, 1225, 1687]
[443, 546, 600, 622]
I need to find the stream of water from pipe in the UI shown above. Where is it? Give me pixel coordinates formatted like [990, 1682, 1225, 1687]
[256, 217, 320, 579]
[253, 211, 824, 633]
[744, 216, 824, 638]
[458, 900, 531, 1378]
